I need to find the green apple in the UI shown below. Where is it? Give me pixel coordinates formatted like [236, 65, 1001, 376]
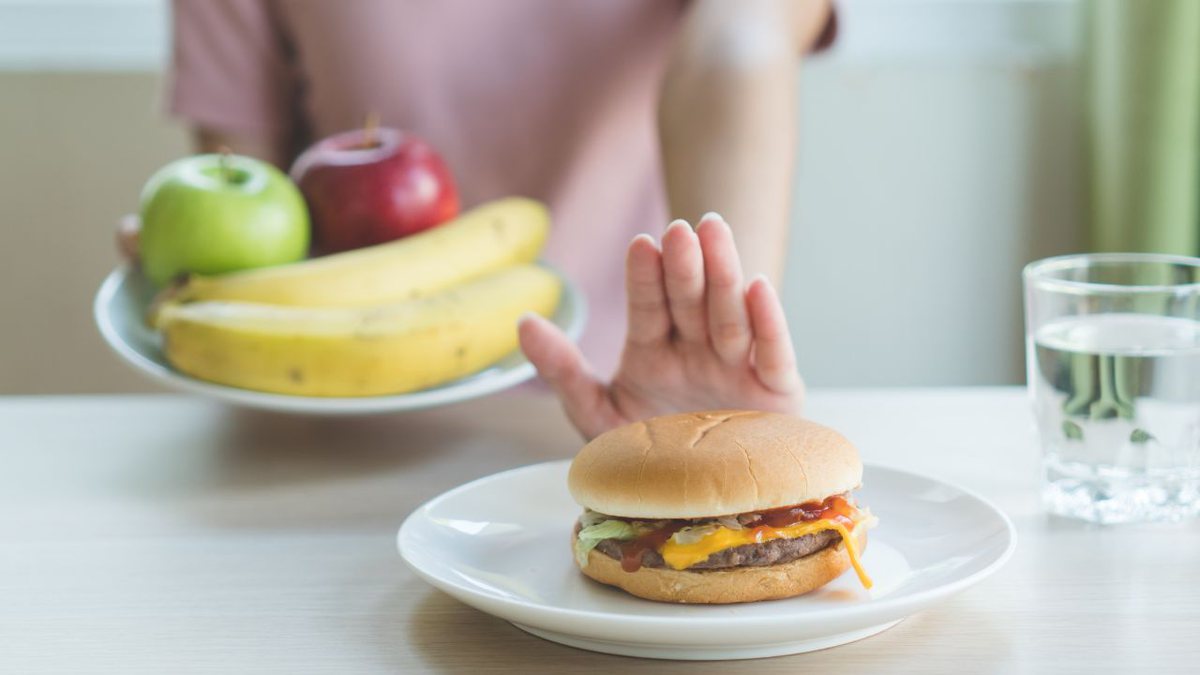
[139, 153, 310, 287]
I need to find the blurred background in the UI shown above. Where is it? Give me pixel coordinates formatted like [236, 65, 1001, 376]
[0, 0, 1183, 393]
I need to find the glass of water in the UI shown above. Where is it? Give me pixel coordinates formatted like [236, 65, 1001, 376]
[1024, 253, 1200, 523]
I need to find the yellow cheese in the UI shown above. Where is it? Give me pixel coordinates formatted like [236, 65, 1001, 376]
[659, 527, 761, 570]
[659, 520, 874, 589]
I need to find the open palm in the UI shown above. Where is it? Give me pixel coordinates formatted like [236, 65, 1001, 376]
[519, 213, 804, 439]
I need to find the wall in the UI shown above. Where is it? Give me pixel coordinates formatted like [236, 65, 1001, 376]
[0, 72, 188, 394]
[0, 0, 1085, 394]
[787, 60, 1084, 386]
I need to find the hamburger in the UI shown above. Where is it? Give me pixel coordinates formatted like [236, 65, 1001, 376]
[569, 410, 875, 604]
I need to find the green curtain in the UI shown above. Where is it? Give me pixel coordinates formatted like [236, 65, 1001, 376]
[1088, 0, 1200, 255]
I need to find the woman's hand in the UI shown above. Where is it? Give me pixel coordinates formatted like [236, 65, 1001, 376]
[519, 213, 804, 439]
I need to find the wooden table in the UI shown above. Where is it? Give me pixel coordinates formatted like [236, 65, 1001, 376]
[2, 388, 1197, 673]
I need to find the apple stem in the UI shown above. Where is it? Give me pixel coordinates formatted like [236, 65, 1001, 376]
[217, 145, 234, 183]
[363, 111, 379, 149]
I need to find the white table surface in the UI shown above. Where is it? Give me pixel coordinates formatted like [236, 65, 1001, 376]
[1, 388, 1197, 673]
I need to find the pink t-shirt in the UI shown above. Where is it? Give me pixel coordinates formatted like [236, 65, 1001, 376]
[169, 1, 833, 376]
[170, 0, 686, 376]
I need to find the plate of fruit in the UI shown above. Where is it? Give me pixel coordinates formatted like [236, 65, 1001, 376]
[94, 126, 584, 414]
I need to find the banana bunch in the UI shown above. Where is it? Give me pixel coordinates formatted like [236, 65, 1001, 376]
[151, 198, 562, 396]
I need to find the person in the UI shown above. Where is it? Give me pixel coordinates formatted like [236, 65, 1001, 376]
[163, 0, 834, 438]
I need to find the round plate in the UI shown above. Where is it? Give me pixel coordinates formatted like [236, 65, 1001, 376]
[398, 461, 1016, 661]
[93, 265, 586, 415]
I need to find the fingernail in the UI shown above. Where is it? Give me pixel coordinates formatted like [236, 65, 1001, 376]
[700, 211, 724, 224]
[751, 273, 774, 290]
[666, 219, 692, 234]
[518, 311, 541, 325]
[632, 233, 656, 246]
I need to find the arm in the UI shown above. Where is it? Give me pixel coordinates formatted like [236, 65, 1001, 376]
[658, 0, 832, 281]
[169, 0, 299, 170]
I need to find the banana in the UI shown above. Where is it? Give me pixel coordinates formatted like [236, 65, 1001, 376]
[164, 197, 549, 308]
[155, 265, 562, 397]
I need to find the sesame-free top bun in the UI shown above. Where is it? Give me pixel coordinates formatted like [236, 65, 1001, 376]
[568, 410, 862, 519]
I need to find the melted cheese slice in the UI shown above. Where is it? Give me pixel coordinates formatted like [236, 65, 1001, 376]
[659, 520, 873, 589]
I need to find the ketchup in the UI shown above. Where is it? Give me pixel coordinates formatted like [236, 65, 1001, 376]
[743, 494, 856, 529]
[619, 522, 685, 572]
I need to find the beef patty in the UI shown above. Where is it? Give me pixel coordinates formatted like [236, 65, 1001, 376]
[594, 528, 841, 570]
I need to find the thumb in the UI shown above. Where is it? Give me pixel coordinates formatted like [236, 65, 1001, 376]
[518, 313, 622, 439]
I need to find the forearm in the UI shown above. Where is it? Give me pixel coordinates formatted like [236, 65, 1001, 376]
[659, 57, 795, 282]
[658, 0, 829, 282]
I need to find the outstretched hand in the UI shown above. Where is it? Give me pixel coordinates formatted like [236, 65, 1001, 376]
[519, 213, 804, 439]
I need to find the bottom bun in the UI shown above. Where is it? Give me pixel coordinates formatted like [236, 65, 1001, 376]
[579, 528, 867, 604]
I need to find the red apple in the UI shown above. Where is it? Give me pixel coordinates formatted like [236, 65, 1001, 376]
[290, 126, 459, 253]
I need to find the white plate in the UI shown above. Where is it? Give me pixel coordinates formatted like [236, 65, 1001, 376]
[398, 461, 1016, 660]
[93, 265, 586, 415]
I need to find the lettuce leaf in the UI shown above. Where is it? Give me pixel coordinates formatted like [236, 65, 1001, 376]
[578, 509, 609, 528]
[669, 522, 724, 545]
[574, 519, 639, 568]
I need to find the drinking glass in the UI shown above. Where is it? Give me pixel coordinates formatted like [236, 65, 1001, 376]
[1023, 253, 1200, 523]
